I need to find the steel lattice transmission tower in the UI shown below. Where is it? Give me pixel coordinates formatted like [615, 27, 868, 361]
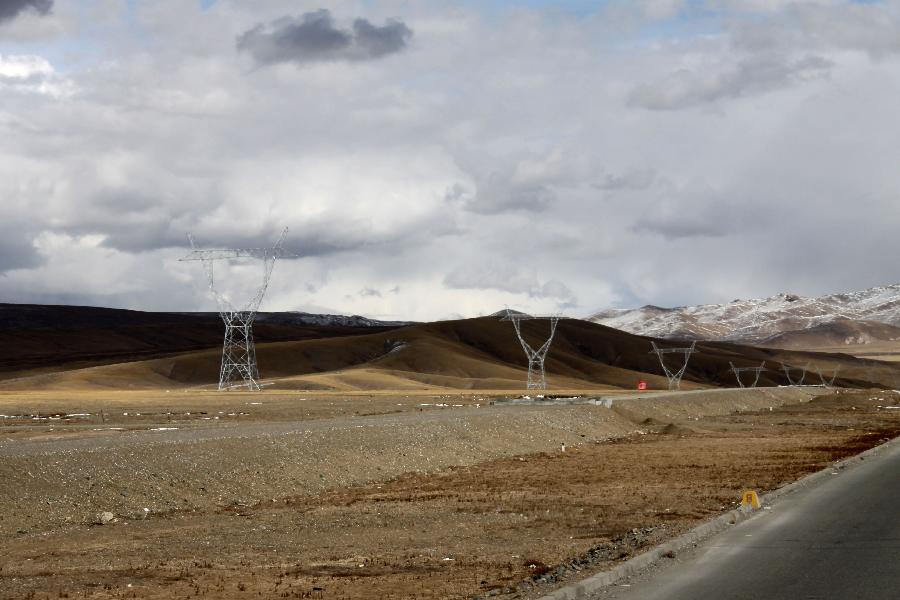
[729, 361, 766, 388]
[180, 228, 292, 391]
[500, 310, 561, 390]
[782, 363, 809, 386]
[649, 341, 697, 390]
[815, 365, 840, 388]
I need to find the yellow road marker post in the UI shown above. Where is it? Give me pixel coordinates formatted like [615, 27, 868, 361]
[741, 490, 761, 509]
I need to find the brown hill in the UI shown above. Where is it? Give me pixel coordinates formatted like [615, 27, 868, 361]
[3, 316, 896, 392]
[0, 303, 398, 380]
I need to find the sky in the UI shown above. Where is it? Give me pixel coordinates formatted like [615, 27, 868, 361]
[1, 0, 900, 321]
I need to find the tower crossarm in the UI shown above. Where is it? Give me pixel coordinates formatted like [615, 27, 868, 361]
[729, 361, 766, 374]
[180, 228, 294, 317]
[180, 249, 273, 261]
[499, 311, 561, 322]
[180, 228, 293, 262]
[730, 361, 766, 388]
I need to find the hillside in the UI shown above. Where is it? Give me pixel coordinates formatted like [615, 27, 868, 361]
[589, 284, 900, 347]
[2, 315, 895, 392]
[0, 303, 400, 379]
[757, 318, 900, 350]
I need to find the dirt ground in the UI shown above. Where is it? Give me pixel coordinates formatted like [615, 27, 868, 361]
[0, 389, 635, 435]
[2, 388, 900, 600]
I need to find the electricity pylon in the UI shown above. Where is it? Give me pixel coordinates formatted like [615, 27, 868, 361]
[815, 365, 840, 388]
[782, 363, 808, 386]
[729, 361, 766, 388]
[501, 310, 561, 390]
[649, 341, 696, 390]
[180, 228, 292, 391]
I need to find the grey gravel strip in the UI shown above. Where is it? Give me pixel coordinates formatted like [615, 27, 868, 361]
[536, 432, 900, 600]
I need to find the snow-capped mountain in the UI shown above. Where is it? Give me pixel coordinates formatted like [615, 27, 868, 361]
[588, 284, 900, 345]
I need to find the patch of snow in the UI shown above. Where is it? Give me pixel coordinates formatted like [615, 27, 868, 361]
[589, 283, 900, 342]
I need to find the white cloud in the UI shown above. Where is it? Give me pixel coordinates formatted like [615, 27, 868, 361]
[1, 0, 900, 321]
[0, 54, 74, 97]
[444, 261, 576, 305]
[629, 53, 833, 110]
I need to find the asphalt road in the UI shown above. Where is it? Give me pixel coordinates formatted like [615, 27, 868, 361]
[596, 440, 900, 600]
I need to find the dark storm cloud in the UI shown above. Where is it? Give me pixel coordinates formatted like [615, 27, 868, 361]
[69, 191, 207, 254]
[0, 0, 52, 22]
[91, 207, 454, 264]
[444, 263, 576, 304]
[236, 9, 412, 66]
[446, 176, 555, 215]
[98, 222, 365, 257]
[351, 17, 411, 58]
[99, 226, 191, 254]
[624, 178, 764, 240]
[629, 54, 833, 111]
[595, 168, 657, 191]
[633, 216, 730, 240]
[0, 230, 42, 272]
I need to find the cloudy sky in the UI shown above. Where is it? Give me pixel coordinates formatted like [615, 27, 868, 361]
[1, 0, 899, 321]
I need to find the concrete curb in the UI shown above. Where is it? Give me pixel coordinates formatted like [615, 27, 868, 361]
[536, 432, 900, 600]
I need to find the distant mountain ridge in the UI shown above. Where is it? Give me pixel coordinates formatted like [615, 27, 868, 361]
[588, 284, 900, 346]
[0, 304, 408, 331]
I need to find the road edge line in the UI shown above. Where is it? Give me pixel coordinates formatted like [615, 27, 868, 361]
[536, 431, 900, 600]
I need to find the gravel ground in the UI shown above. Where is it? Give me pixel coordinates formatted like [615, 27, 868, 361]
[2, 387, 898, 599]
[0, 388, 815, 536]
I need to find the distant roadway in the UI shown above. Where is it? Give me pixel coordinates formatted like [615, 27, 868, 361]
[594, 439, 900, 600]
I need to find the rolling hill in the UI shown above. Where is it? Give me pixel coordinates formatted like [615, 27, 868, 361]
[2, 314, 896, 392]
[0, 303, 400, 380]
